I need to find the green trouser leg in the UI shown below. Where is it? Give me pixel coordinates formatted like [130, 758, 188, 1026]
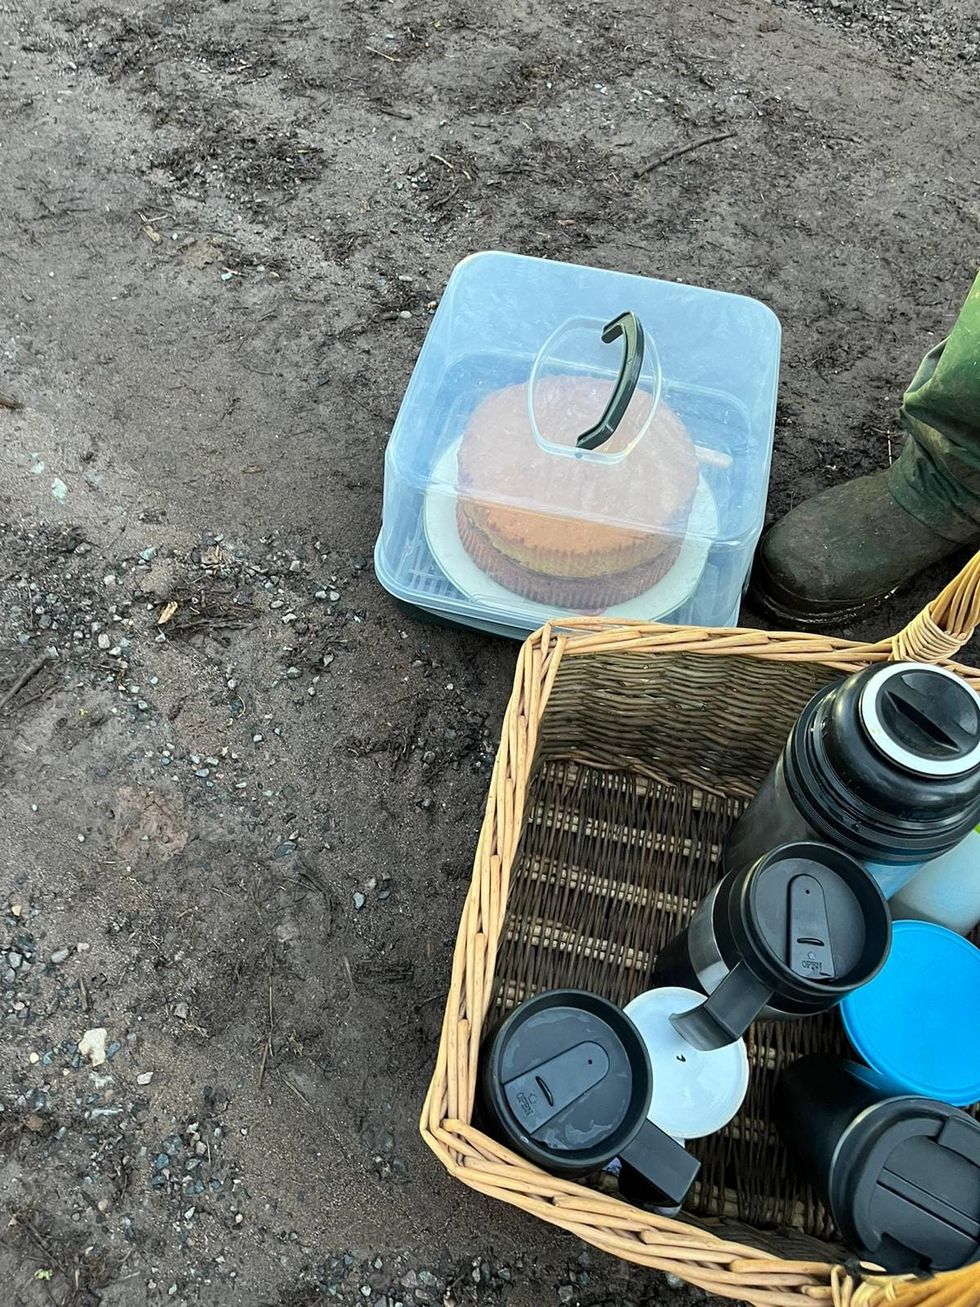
[887, 270, 980, 543]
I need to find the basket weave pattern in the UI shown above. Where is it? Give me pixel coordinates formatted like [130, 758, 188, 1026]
[421, 555, 980, 1307]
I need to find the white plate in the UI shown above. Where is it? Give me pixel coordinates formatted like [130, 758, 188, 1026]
[423, 439, 718, 626]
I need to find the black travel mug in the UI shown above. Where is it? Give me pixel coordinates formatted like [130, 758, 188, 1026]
[477, 990, 700, 1211]
[774, 1056, 980, 1274]
[653, 842, 891, 1050]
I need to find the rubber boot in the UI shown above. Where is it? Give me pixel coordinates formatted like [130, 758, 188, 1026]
[750, 474, 962, 626]
[752, 273, 980, 627]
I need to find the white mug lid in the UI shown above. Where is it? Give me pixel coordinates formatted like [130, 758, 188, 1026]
[625, 987, 750, 1139]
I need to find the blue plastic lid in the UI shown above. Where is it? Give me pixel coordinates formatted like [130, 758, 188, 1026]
[841, 920, 980, 1107]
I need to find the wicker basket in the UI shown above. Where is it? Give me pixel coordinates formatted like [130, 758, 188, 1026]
[421, 552, 980, 1307]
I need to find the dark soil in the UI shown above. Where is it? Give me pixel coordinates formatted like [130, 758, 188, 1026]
[0, 0, 977, 1303]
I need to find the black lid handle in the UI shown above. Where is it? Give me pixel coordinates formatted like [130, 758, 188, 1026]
[670, 962, 773, 1051]
[788, 873, 836, 981]
[881, 678, 978, 756]
[502, 1041, 609, 1135]
[574, 311, 646, 451]
[619, 1119, 700, 1210]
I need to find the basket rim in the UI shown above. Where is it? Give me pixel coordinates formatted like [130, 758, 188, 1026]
[420, 615, 980, 1307]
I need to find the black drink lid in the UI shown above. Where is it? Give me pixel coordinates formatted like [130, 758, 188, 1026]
[479, 990, 699, 1205]
[833, 1097, 980, 1273]
[483, 990, 648, 1170]
[669, 843, 891, 1051]
[859, 664, 980, 777]
[784, 663, 980, 862]
[728, 842, 890, 1005]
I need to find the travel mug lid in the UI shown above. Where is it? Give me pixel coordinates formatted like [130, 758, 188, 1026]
[481, 990, 699, 1202]
[841, 921, 980, 1107]
[625, 988, 749, 1139]
[481, 990, 653, 1172]
[671, 843, 891, 1051]
[859, 663, 980, 778]
[743, 843, 890, 996]
[832, 1096, 980, 1273]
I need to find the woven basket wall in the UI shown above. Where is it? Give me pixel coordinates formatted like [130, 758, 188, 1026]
[421, 553, 980, 1307]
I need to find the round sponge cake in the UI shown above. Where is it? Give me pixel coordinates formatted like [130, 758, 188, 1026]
[455, 375, 698, 608]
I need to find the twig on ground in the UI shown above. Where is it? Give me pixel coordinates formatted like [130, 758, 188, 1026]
[277, 1071, 313, 1112]
[0, 653, 55, 715]
[634, 129, 735, 178]
[430, 186, 459, 210]
[18, 1217, 72, 1284]
[374, 103, 412, 120]
[13, 683, 58, 713]
[0, 390, 22, 410]
[258, 981, 274, 1089]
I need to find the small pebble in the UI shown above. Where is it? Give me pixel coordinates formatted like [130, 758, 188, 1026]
[50, 948, 70, 964]
[78, 1027, 108, 1067]
[174, 1002, 189, 1020]
[353, 892, 366, 910]
[137, 1071, 154, 1086]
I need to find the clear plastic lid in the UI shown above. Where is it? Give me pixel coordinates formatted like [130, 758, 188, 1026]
[377, 252, 781, 631]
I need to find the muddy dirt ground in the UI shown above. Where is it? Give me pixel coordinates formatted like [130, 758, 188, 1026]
[0, 0, 978, 1303]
